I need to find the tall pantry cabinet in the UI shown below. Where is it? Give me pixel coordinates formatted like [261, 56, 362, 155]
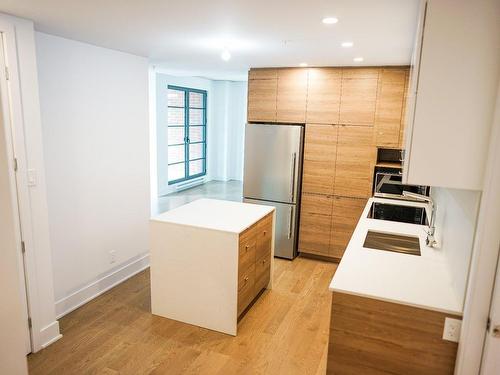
[247, 66, 409, 261]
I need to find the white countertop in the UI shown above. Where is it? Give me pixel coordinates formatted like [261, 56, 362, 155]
[329, 197, 463, 316]
[151, 198, 275, 234]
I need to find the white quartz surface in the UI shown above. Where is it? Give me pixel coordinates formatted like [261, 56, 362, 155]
[329, 197, 464, 316]
[151, 198, 275, 234]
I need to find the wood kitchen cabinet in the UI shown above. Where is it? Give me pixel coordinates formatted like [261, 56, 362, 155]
[374, 68, 408, 148]
[276, 68, 308, 123]
[334, 126, 376, 198]
[306, 68, 342, 124]
[330, 196, 367, 259]
[302, 124, 338, 195]
[298, 193, 333, 257]
[339, 68, 379, 125]
[247, 68, 277, 122]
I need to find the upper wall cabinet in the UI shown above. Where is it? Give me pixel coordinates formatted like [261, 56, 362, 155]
[374, 68, 409, 148]
[276, 68, 308, 123]
[339, 68, 379, 126]
[306, 68, 342, 124]
[247, 69, 277, 122]
[403, 0, 500, 190]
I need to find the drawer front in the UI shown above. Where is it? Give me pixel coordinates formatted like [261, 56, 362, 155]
[255, 252, 271, 281]
[256, 214, 273, 259]
[239, 237, 256, 280]
[254, 255, 271, 294]
[237, 264, 255, 316]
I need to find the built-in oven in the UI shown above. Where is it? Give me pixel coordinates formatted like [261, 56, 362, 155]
[374, 171, 429, 200]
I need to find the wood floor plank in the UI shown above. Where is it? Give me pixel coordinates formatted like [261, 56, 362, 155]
[28, 258, 337, 375]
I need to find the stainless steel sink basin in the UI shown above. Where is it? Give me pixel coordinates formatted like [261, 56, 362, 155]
[363, 230, 421, 256]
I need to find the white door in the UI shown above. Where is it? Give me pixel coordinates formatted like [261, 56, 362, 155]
[481, 251, 500, 374]
[0, 33, 32, 354]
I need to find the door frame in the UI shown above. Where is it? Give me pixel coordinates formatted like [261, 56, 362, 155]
[0, 20, 43, 353]
[455, 82, 500, 374]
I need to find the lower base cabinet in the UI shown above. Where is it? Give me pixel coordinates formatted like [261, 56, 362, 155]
[327, 292, 460, 374]
[238, 213, 272, 316]
[298, 194, 367, 260]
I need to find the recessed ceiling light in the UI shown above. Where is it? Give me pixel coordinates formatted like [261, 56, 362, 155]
[221, 49, 231, 61]
[322, 17, 338, 25]
[299, 62, 308, 67]
[353, 57, 364, 62]
[341, 42, 354, 48]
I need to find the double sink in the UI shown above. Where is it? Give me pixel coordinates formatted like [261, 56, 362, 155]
[363, 201, 424, 256]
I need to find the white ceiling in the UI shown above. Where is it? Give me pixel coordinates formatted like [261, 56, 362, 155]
[0, 0, 419, 81]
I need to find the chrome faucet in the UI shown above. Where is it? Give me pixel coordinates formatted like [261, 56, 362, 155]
[402, 191, 437, 247]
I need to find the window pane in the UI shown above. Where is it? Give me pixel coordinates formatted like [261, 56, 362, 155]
[168, 127, 184, 145]
[168, 107, 184, 126]
[168, 89, 184, 107]
[168, 163, 185, 182]
[189, 159, 204, 176]
[189, 108, 204, 125]
[189, 126, 205, 143]
[168, 145, 185, 164]
[189, 92, 204, 108]
[189, 143, 204, 160]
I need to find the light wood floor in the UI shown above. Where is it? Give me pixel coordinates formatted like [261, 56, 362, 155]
[28, 257, 337, 375]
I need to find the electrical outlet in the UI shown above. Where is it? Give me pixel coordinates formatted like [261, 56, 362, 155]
[109, 250, 116, 264]
[443, 317, 461, 342]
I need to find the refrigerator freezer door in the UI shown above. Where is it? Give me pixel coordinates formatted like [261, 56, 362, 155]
[243, 198, 298, 260]
[243, 124, 303, 204]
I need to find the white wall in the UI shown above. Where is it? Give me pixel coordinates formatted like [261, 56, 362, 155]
[36, 32, 150, 317]
[152, 68, 247, 201]
[0, 64, 28, 374]
[431, 187, 481, 305]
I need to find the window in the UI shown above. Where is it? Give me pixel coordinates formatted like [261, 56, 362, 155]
[167, 86, 207, 184]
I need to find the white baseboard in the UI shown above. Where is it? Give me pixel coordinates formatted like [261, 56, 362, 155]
[55, 253, 150, 319]
[39, 321, 62, 349]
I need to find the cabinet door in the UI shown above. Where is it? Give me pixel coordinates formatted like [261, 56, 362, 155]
[277, 68, 308, 123]
[334, 126, 376, 198]
[248, 69, 278, 122]
[399, 69, 410, 148]
[374, 68, 408, 147]
[298, 193, 333, 256]
[306, 68, 342, 124]
[302, 124, 338, 195]
[330, 196, 367, 259]
[339, 68, 379, 126]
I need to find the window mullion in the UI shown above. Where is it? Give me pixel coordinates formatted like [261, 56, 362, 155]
[185, 91, 189, 178]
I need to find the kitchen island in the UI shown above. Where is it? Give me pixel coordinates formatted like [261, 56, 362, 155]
[328, 197, 463, 375]
[150, 199, 275, 335]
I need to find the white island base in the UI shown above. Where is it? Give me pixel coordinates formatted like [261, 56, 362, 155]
[150, 199, 275, 335]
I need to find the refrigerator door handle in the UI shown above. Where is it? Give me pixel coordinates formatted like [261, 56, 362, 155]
[287, 206, 294, 239]
[289, 152, 297, 202]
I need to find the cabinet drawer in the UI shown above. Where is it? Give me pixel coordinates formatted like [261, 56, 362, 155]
[254, 258, 271, 294]
[256, 214, 272, 260]
[237, 264, 255, 316]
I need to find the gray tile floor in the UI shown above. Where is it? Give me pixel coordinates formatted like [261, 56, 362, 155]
[157, 180, 243, 213]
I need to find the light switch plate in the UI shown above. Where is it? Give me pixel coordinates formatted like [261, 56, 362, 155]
[443, 317, 462, 342]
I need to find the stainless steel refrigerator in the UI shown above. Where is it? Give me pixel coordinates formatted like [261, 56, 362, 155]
[243, 123, 304, 259]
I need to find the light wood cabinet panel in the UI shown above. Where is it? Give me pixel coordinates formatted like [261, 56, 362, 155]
[299, 193, 333, 256]
[330, 196, 367, 259]
[306, 68, 342, 124]
[247, 76, 277, 122]
[248, 68, 278, 80]
[340, 69, 379, 125]
[328, 292, 460, 375]
[334, 126, 376, 198]
[277, 68, 308, 123]
[374, 68, 408, 147]
[302, 124, 338, 195]
[399, 69, 410, 148]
